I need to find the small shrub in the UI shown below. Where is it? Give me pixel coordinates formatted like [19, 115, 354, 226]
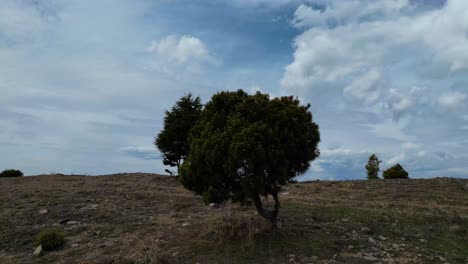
[203, 186, 225, 204]
[0, 169, 23, 177]
[35, 228, 64, 251]
[383, 164, 409, 179]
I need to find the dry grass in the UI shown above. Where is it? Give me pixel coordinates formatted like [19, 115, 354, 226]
[1, 174, 467, 263]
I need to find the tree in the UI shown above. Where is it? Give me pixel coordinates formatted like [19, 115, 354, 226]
[179, 90, 320, 226]
[383, 164, 409, 179]
[365, 154, 381, 180]
[0, 169, 23, 177]
[155, 93, 202, 175]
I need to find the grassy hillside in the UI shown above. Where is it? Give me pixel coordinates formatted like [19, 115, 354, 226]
[1, 174, 467, 263]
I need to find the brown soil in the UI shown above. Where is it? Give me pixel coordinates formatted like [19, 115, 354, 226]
[1, 174, 467, 263]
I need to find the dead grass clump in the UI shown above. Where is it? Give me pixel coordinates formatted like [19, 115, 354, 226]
[201, 204, 270, 251]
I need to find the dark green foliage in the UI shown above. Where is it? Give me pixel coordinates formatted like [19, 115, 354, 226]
[0, 169, 23, 177]
[180, 90, 320, 225]
[383, 163, 409, 179]
[35, 228, 64, 251]
[365, 154, 381, 180]
[155, 93, 203, 174]
[202, 186, 224, 204]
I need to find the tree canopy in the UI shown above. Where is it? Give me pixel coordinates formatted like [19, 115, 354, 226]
[366, 154, 381, 180]
[383, 163, 409, 179]
[179, 90, 320, 225]
[155, 93, 202, 174]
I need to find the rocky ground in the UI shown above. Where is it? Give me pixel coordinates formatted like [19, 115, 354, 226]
[1, 173, 467, 263]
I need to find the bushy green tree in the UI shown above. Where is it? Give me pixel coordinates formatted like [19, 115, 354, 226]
[155, 93, 202, 175]
[0, 169, 23, 177]
[383, 163, 409, 179]
[365, 154, 381, 180]
[180, 90, 320, 226]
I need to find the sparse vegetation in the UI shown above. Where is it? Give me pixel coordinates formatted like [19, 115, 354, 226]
[383, 163, 409, 179]
[0, 169, 23, 177]
[35, 228, 64, 251]
[365, 154, 381, 180]
[180, 90, 320, 226]
[0, 174, 467, 263]
[155, 93, 203, 175]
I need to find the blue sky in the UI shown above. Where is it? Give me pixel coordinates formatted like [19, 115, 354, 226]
[1, 0, 467, 180]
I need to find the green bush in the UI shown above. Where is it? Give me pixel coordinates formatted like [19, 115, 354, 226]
[35, 228, 64, 251]
[0, 169, 23, 177]
[203, 186, 225, 204]
[383, 164, 409, 179]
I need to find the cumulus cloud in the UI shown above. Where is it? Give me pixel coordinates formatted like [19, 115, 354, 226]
[343, 69, 382, 105]
[282, 0, 468, 179]
[147, 35, 219, 67]
[292, 0, 409, 28]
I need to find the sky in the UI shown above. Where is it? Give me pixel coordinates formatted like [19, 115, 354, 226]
[1, 0, 467, 180]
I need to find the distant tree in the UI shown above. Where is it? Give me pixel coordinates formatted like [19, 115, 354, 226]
[179, 90, 320, 226]
[0, 169, 23, 177]
[365, 154, 381, 180]
[155, 93, 202, 175]
[383, 164, 409, 179]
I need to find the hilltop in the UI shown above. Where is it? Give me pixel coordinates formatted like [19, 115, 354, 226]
[1, 174, 467, 263]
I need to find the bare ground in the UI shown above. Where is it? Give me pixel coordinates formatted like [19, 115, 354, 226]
[1, 174, 467, 263]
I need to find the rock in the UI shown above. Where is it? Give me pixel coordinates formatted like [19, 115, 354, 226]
[419, 239, 427, 243]
[33, 245, 44, 257]
[87, 204, 98, 209]
[378, 235, 387, 241]
[341, 218, 349, 222]
[93, 231, 101, 236]
[282, 192, 290, 196]
[368, 237, 376, 244]
[99, 241, 115, 248]
[361, 227, 371, 233]
[438, 256, 447, 262]
[59, 218, 71, 224]
[392, 243, 400, 249]
[209, 203, 216, 207]
[182, 222, 190, 227]
[38, 209, 48, 215]
[71, 244, 79, 248]
[363, 255, 378, 261]
[289, 254, 296, 259]
[67, 220, 80, 225]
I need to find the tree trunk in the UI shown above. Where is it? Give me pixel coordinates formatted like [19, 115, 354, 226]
[252, 192, 281, 228]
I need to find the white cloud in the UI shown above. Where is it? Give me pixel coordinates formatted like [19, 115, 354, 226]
[387, 153, 406, 165]
[147, 35, 219, 66]
[438, 92, 467, 109]
[0, 0, 49, 41]
[292, 0, 409, 28]
[281, 0, 468, 179]
[283, 0, 468, 93]
[387, 89, 414, 120]
[343, 69, 381, 105]
[402, 141, 419, 150]
[364, 120, 414, 141]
